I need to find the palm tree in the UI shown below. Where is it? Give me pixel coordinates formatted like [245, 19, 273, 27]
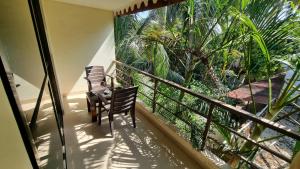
[115, 0, 300, 166]
[220, 0, 300, 166]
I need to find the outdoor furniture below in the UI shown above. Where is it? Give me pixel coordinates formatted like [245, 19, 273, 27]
[98, 86, 138, 135]
[84, 65, 113, 122]
[84, 66, 113, 115]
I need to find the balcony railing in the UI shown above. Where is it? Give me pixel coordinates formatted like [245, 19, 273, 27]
[113, 60, 300, 168]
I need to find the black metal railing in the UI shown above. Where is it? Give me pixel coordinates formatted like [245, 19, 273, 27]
[114, 60, 299, 168]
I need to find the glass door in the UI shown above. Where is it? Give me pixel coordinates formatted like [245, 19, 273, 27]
[0, 0, 66, 168]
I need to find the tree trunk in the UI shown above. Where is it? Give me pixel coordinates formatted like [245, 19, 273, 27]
[174, 54, 194, 120]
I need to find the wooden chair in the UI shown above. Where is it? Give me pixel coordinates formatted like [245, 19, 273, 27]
[99, 86, 138, 135]
[85, 66, 113, 92]
[84, 66, 113, 122]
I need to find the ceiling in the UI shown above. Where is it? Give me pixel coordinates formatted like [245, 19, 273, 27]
[53, 0, 154, 13]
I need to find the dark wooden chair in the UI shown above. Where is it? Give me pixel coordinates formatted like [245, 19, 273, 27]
[84, 66, 113, 122]
[99, 86, 138, 135]
[85, 66, 114, 92]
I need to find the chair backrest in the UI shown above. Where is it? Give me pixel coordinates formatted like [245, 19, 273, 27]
[85, 66, 106, 92]
[110, 86, 138, 115]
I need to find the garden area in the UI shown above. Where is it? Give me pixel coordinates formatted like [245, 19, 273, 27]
[114, 0, 300, 168]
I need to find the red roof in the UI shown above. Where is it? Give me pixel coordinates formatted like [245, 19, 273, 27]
[227, 74, 285, 104]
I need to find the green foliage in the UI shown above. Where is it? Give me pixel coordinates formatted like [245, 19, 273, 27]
[115, 0, 300, 167]
[294, 133, 300, 157]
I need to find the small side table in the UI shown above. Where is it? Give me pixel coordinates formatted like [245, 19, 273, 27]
[86, 92, 100, 122]
[96, 88, 112, 125]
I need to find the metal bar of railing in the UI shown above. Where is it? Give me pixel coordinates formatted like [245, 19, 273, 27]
[114, 60, 299, 167]
[115, 76, 127, 84]
[214, 122, 292, 162]
[119, 77, 153, 101]
[152, 79, 158, 113]
[136, 80, 155, 90]
[233, 153, 261, 169]
[116, 68, 155, 89]
[155, 102, 192, 125]
[114, 60, 300, 140]
[138, 86, 203, 132]
[206, 138, 261, 169]
[156, 90, 208, 118]
[200, 104, 215, 150]
[117, 68, 206, 120]
[157, 85, 294, 162]
[133, 78, 203, 131]
[138, 91, 153, 101]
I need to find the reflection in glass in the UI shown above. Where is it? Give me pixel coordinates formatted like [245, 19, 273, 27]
[31, 85, 64, 169]
[0, 1, 64, 168]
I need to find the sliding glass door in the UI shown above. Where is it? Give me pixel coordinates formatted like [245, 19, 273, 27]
[0, 0, 66, 168]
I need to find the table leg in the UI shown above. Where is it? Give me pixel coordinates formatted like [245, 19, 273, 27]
[91, 102, 97, 122]
[98, 102, 102, 125]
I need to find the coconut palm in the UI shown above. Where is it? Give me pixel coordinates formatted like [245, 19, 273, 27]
[218, 0, 300, 166]
[115, 0, 300, 167]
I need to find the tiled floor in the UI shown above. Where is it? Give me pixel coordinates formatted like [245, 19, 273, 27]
[61, 94, 200, 169]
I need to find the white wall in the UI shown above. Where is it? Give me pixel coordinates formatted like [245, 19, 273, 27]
[0, 0, 45, 102]
[0, 80, 32, 169]
[0, 40, 11, 71]
[42, 0, 116, 96]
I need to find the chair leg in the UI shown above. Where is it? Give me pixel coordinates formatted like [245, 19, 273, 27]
[91, 103, 97, 122]
[87, 98, 90, 112]
[130, 108, 136, 128]
[109, 114, 114, 136]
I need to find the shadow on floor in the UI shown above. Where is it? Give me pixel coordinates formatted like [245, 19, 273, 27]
[63, 94, 199, 169]
[29, 100, 64, 169]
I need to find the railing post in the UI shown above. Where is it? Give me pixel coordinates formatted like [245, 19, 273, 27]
[152, 79, 158, 113]
[200, 104, 215, 150]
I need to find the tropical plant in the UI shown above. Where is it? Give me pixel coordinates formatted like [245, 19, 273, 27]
[220, 0, 300, 166]
[115, 0, 300, 167]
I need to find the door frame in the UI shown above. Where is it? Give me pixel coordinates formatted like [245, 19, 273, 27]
[0, 0, 67, 168]
[27, 0, 67, 168]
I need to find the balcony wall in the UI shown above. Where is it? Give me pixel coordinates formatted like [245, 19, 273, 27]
[41, 0, 116, 96]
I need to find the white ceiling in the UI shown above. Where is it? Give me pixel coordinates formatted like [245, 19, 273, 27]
[53, 0, 154, 13]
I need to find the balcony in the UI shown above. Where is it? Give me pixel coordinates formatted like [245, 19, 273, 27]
[28, 60, 299, 169]
[0, 1, 299, 169]
[65, 93, 225, 169]
[111, 61, 299, 169]
[32, 92, 221, 169]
